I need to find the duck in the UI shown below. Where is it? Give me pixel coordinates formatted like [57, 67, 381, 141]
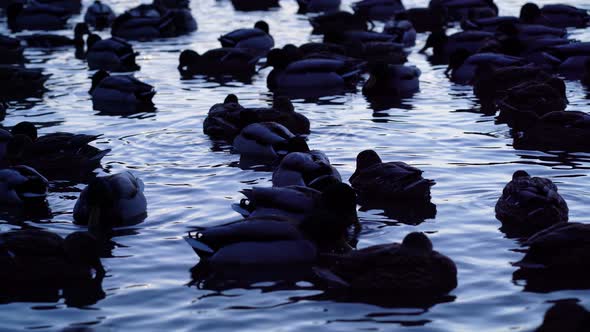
[232, 122, 309, 162]
[351, 0, 405, 21]
[272, 151, 341, 189]
[6, 2, 71, 32]
[154, 0, 190, 9]
[219, 21, 274, 57]
[309, 11, 370, 35]
[349, 150, 435, 202]
[89, 70, 156, 114]
[19, 22, 88, 51]
[111, 5, 197, 41]
[495, 170, 568, 236]
[0, 230, 104, 282]
[84, 0, 116, 30]
[520, 3, 589, 29]
[0, 65, 51, 99]
[513, 111, 590, 152]
[178, 48, 258, 79]
[84, 34, 140, 72]
[5, 121, 111, 181]
[535, 301, 590, 332]
[429, 0, 498, 21]
[230, 0, 279, 11]
[546, 42, 590, 80]
[445, 49, 529, 84]
[36, 0, 81, 14]
[0, 34, 25, 64]
[403, 7, 448, 33]
[419, 29, 493, 63]
[461, 16, 519, 32]
[73, 171, 147, 236]
[362, 63, 420, 98]
[382, 16, 416, 47]
[0, 165, 48, 206]
[316, 232, 457, 297]
[203, 95, 310, 139]
[297, 0, 340, 13]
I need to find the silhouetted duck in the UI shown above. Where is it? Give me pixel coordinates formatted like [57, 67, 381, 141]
[74, 171, 147, 236]
[232, 122, 309, 162]
[36, 0, 81, 13]
[0, 230, 104, 282]
[219, 21, 274, 57]
[429, 0, 498, 21]
[19, 22, 88, 51]
[6, 121, 110, 180]
[84, 0, 116, 30]
[0, 165, 48, 206]
[350, 150, 435, 201]
[178, 48, 258, 79]
[520, 3, 589, 29]
[0, 34, 25, 64]
[89, 70, 156, 114]
[535, 301, 590, 332]
[546, 42, 590, 80]
[309, 11, 370, 35]
[297, 0, 340, 13]
[461, 16, 519, 32]
[272, 151, 341, 189]
[446, 49, 528, 84]
[382, 16, 416, 47]
[352, 0, 405, 21]
[404, 7, 448, 33]
[111, 5, 197, 40]
[317, 232, 457, 297]
[7, 2, 71, 32]
[495, 170, 568, 236]
[419, 29, 493, 63]
[513, 111, 590, 152]
[85, 34, 140, 72]
[231, 0, 279, 11]
[362, 63, 420, 98]
[0, 65, 50, 99]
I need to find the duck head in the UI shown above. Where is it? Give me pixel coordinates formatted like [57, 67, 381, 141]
[401, 232, 433, 254]
[11, 121, 38, 141]
[356, 149, 382, 170]
[178, 49, 200, 72]
[265, 48, 290, 70]
[254, 20, 270, 34]
[224, 93, 239, 105]
[445, 48, 471, 77]
[520, 3, 541, 24]
[89, 70, 110, 94]
[512, 170, 530, 180]
[63, 231, 105, 275]
[85, 176, 116, 237]
[281, 44, 304, 63]
[272, 96, 294, 112]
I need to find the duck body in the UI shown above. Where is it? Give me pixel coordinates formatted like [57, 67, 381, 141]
[7, 2, 70, 32]
[547, 42, 590, 79]
[272, 151, 341, 189]
[219, 21, 274, 57]
[89, 70, 156, 114]
[0, 65, 50, 99]
[232, 122, 308, 162]
[363, 64, 420, 98]
[86, 36, 140, 72]
[421, 30, 493, 63]
[429, 0, 498, 21]
[74, 171, 147, 232]
[111, 5, 197, 41]
[84, 0, 116, 30]
[447, 52, 529, 84]
[495, 170, 568, 236]
[404, 7, 448, 33]
[520, 3, 589, 29]
[514, 111, 590, 152]
[297, 0, 340, 13]
[36, 0, 81, 13]
[0, 165, 48, 206]
[0, 230, 103, 282]
[0, 34, 25, 64]
[352, 0, 405, 21]
[309, 11, 369, 35]
[231, 0, 279, 11]
[178, 48, 258, 79]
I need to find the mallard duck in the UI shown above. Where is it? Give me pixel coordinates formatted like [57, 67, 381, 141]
[89, 70, 156, 114]
[419, 29, 493, 63]
[272, 151, 341, 189]
[231, 0, 279, 11]
[0, 34, 25, 64]
[7, 2, 71, 32]
[0, 65, 51, 99]
[0, 165, 48, 206]
[84, 0, 116, 30]
[362, 63, 420, 98]
[111, 5, 197, 40]
[349, 150, 435, 201]
[297, 0, 340, 13]
[513, 111, 590, 152]
[546, 42, 590, 80]
[219, 21, 274, 58]
[428, 0, 498, 21]
[445, 50, 528, 84]
[495, 170, 568, 236]
[178, 48, 258, 79]
[520, 3, 589, 29]
[85, 34, 140, 72]
[0, 230, 104, 282]
[6, 121, 111, 180]
[74, 171, 147, 236]
[19, 22, 88, 52]
[232, 122, 309, 162]
[203, 95, 310, 139]
[317, 232, 457, 297]
[382, 16, 416, 47]
[352, 0, 405, 21]
[535, 301, 590, 332]
[309, 11, 370, 35]
[403, 7, 448, 33]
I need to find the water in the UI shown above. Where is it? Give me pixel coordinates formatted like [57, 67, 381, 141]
[1, 0, 590, 331]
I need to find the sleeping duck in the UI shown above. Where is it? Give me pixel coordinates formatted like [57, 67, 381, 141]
[219, 21, 274, 58]
[534, 301, 590, 332]
[84, 0, 116, 30]
[352, 0, 405, 21]
[520, 3, 589, 29]
[272, 151, 341, 189]
[297, 0, 340, 13]
[0, 65, 51, 99]
[89, 70, 156, 114]
[74, 171, 147, 236]
[309, 11, 370, 35]
[85, 34, 140, 72]
[203, 95, 310, 139]
[6, 121, 111, 181]
[317, 232, 457, 298]
[0, 230, 104, 282]
[232, 122, 309, 163]
[349, 150, 435, 202]
[111, 5, 197, 41]
[362, 63, 420, 98]
[7, 2, 71, 32]
[231, 0, 279, 11]
[513, 111, 590, 152]
[445, 49, 529, 84]
[0, 34, 25, 64]
[178, 48, 258, 79]
[0, 165, 48, 206]
[495, 170, 568, 236]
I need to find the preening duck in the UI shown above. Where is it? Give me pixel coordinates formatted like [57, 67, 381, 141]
[382, 16, 416, 47]
[219, 21, 274, 57]
[84, 0, 116, 30]
[178, 48, 258, 79]
[89, 70, 156, 114]
[0, 165, 48, 206]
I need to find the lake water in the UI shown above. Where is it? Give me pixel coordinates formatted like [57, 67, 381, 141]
[1, 0, 590, 331]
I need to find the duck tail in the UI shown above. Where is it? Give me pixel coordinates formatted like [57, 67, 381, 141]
[184, 232, 215, 258]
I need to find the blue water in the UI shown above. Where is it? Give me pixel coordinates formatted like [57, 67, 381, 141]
[2, 0, 590, 331]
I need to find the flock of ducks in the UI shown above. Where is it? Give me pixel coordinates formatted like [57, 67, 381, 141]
[0, 0, 590, 329]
